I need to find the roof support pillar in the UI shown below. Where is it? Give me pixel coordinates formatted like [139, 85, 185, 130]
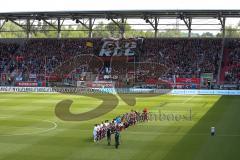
[182, 16, 192, 38]
[0, 20, 6, 31]
[110, 17, 126, 38]
[57, 18, 61, 38]
[144, 16, 159, 38]
[154, 17, 159, 38]
[88, 18, 93, 38]
[217, 17, 226, 84]
[75, 18, 95, 38]
[188, 18, 192, 38]
[120, 17, 125, 39]
[26, 18, 31, 38]
[219, 17, 226, 38]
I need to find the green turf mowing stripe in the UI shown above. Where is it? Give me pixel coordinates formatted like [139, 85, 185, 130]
[0, 93, 237, 160]
[162, 96, 240, 160]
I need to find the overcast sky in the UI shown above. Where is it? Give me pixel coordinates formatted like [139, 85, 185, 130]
[0, 0, 239, 12]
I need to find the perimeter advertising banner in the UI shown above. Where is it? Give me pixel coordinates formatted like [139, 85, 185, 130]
[1, 87, 240, 95]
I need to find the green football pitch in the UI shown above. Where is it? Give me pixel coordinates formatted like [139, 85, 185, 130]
[0, 93, 239, 160]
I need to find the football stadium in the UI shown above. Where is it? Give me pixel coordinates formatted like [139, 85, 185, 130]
[0, 1, 240, 160]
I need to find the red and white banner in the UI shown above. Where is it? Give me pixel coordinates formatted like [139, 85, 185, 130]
[176, 78, 200, 84]
[103, 75, 118, 80]
[145, 78, 158, 84]
[87, 81, 114, 88]
[16, 82, 38, 87]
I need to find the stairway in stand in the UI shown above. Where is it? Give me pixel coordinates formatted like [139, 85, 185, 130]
[219, 48, 231, 83]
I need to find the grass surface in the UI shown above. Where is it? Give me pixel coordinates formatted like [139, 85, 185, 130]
[0, 93, 239, 160]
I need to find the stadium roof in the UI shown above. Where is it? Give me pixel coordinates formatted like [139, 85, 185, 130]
[1, 10, 239, 38]
[1, 10, 240, 20]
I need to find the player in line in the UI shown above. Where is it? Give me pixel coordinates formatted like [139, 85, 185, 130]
[93, 109, 149, 148]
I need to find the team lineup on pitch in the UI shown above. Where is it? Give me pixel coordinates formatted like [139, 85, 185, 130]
[0, 93, 239, 160]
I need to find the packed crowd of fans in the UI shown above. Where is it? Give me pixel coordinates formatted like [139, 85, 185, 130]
[0, 42, 19, 75]
[0, 39, 101, 84]
[224, 68, 240, 83]
[223, 40, 240, 84]
[0, 38, 239, 86]
[141, 38, 222, 79]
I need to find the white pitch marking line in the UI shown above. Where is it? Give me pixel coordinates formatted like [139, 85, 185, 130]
[126, 131, 240, 137]
[0, 118, 58, 136]
[182, 95, 195, 104]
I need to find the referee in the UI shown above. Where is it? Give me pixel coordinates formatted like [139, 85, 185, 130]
[115, 130, 120, 149]
[107, 127, 111, 145]
[211, 126, 215, 136]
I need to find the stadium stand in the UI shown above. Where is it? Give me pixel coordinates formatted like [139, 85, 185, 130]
[0, 38, 239, 88]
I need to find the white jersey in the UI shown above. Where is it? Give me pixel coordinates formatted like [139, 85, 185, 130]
[104, 122, 109, 127]
[93, 126, 97, 136]
[97, 126, 101, 132]
[211, 127, 215, 133]
[93, 126, 98, 142]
